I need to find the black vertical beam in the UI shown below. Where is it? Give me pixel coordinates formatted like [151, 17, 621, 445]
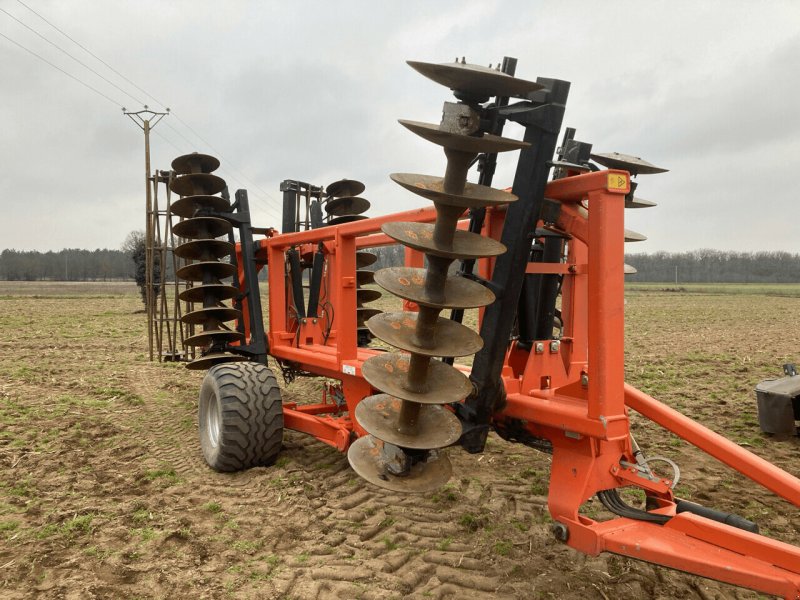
[287, 248, 306, 319]
[306, 246, 324, 317]
[516, 239, 544, 346]
[280, 180, 297, 233]
[460, 78, 570, 453]
[533, 235, 564, 340]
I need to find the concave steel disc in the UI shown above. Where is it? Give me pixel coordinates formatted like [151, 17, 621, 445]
[357, 270, 375, 286]
[170, 173, 226, 197]
[186, 352, 247, 371]
[325, 196, 371, 216]
[398, 120, 528, 153]
[624, 264, 638, 274]
[181, 306, 241, 326]
[179, 284, 239, 303]
[383, 222, 506, 260]
[170, 195, 231, 219]
[357, 288, 382, 304]
[375, 267, 495, 309]
[624, 229, 647, 243]
[347, 435, 452, 493]
[357, 307, 382, 326]
[173, 216, 232, 239]
[174, 239, 234, 260]
[326, 179, 365, 198]
[328, 214, 368, 226]
[177, 261, 236, 282]
[366, 311, 483, 358]
[590, 152, 668, 175]
[362, 352, 471, 405]
[355, 395, 462, 449]
[391, 173, 517, 209]
[625, 196, 657, 209]
[171, 153, 220, 175]
[407, 60, 544, 100]
[356, 252, 378, 269]
[184, 329, 244, 347]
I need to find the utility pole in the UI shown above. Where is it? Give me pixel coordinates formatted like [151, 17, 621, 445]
[124, 106, 169, 361]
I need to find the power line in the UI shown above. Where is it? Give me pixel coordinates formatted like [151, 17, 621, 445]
[0, 30, 123, 107]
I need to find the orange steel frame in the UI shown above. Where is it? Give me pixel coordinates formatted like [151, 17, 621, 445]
[238, 170, 800, 598]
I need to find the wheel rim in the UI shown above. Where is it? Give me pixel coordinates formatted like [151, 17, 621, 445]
[206, 392, 221, 448]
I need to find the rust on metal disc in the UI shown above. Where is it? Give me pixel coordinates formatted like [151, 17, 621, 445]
[186, 352, 246, 371]
[171, 153, 220, 175]
[181, 306, 241, 326]
[356, 270, 375, 286]
[325, 196, 371, 216]
[176, 261, 236, 282]
[407, 60, 544, 99]
[366, 311, 483, 358]
[170, 173, 226, 197]
[184, 329, 244, 347]
[590, 152, 668, 175]
[361, 352, 471, 405]
[375, 266, 494, 309]
[355, 394, 462, 449]
[170, 195, 231, 219]
[624, 229, 647, 243]
[357, 288, 382, 304]
[328, 214, 368, 227]
[347, 435, 452, 493]
[179, 284, 239, 303]
[173, 216, 232, 239]
[356, 251, 378, 269]
[398, 120, 528, 153]
[174, 239, 234, 260]
[391, 173, 517, 209]
[326, 179, 365, 198]
[382, 222, 506, 260]
[625, 196, 657, 209]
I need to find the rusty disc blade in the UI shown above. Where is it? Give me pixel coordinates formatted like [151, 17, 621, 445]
[366, 311, 483, 358]
[186, 352, 247, 370]
[170, 195, 231, 219]
[625, 196, 657, 209]
[328, 214, 369, 226]
[391, 173, 517, 209]
[184, 329, 244, 347]
[177, 261, 236, 282]
[325, 196, 371, 216]
[173, 216, 231, 239]
[170, 173, 226, 196]
[624, 264, 638, 275]
[375, 267, 494, 309]
[356, 252, 378, 269]
[362, 353, 471, 405]
[357, 307, 382, 327]
[624, 229, 647, 243]
[179, 284, 239, 303]
[326, 179, 365, 198]
[383, 222, 506, 260]
[357, 270, 375, 286]
[355, 395, 462, 449]
[590, 152, 668, 175]
[174, 239, 234, 260]
[398, 120, 528, 153]
[407, 60, 544, 100]
[181, 306, 241, 326]
[357, 288, 382, 304]
[347, 435, 452, 493]
[171, 153, 220, 175]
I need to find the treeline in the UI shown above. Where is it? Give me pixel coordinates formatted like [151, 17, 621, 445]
[625, 250, 800, 283]
[0, 249, 134, 281]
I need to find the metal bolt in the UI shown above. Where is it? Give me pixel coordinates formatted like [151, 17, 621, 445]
[551, 522, 569, 543]
[549, 341, 560, 353]
[312, 319, 318, 324]
[581, 372, 589, 387]
[534, 342, 545, 354]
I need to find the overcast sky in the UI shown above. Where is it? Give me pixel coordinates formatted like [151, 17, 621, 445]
[1, 1, 798, 253]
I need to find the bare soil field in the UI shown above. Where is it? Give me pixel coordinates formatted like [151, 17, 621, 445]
[0, 281, 798, 599]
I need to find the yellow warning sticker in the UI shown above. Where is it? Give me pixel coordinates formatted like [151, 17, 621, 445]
[607, 173, 628, 192]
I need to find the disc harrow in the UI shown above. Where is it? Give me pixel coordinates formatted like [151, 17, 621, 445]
[170, 152, 245, 370]
[347, 60, 533, 492]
